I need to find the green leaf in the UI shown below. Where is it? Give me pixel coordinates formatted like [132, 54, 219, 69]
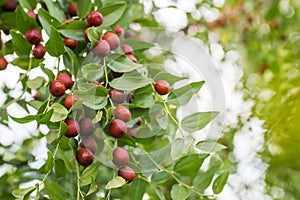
[168, 81, 205, 106]
[10, 30, 32, 58]
[108, 55, 143, 73]
[173, 154, 209, 176]
[41, 64, 55, 81]
[110, 74, 153, 90]
[27, 77, 44, 89]
[193, 164, 221, 191]
[37, 109, 54, 124]
[118, 134, 137, 147]
[77, 0, 92, 18]
[171, 138, 187, 160]
[64, 47, 79, 76]
[12, 187, 36, 199]
[44, 181, 68, 200]
[181, 112, 219, 133]
[49, 103, 68, 122]
[16, 6, 38, 34]
[170, 184, 190, 200]
[74, 85, 108, 110]
[19, 0, 37, 10]
[45, 26, 65, 57]
[38, 8, 61, 35]
[81, 63, 103, 81]
[129, 178, 147, 200]
[87, 27, 101, 47]
[99, 2, 127, 28]
[80, 163, 99, 186]
[151, 171, 174, 185]
[105, 176, 126, 189]
[54, 159, 66, 178]
[39, 151, 54, 174]
[155, 187, 166, 200]
[212, 171, 230, 194]
[154, 72, 186, 86]
[44, 0, 66, 22]
[58, 20, 87, 41]
[132, 85, 155, 108]
[0, 12, 16, 31]
[10, 115, 36, 123]
[12, 57, 44, 70]
[86, 179, 98, 196]
[196, 141, 227, 153]
[124, 38, 155, 50]
[149, 104, 168, 129]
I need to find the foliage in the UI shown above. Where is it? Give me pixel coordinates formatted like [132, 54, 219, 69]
[0, 0, 228, 199]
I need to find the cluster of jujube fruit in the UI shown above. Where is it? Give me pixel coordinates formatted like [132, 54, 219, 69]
[1, 0, 172, 184]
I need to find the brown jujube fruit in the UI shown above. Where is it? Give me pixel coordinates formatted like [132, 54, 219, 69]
[76, 148, 94, 167]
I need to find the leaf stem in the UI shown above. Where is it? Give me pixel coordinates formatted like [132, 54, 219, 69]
[103, 58, 109, 88]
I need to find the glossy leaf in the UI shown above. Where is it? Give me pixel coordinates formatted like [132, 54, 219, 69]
[10, 30, 31, 58]
[129, 178, 147, 200]
[110, 74, 153, 90]
[170, 184, 190, 200]
[105, 176, 126, 189]
[77, 0, 92, 18]
[80, 163, 99, 186]
[19, 0, 37, 10]
[38, 8, 61, 35]
[58, 20, 87, 41]
[12, 187, 35, 199]
[99, 2, 127, 27]
[196, 141, 227, 153]
[81, 63, 103, 81]
[74, 85, 108, 110]
[108, 55, 143, 72]
[181, 112, 219, 133]
[46, 26, 65, 57]
[39, 151, 53, 174]
[193, 164, 221, 191]
[171, 138, 187, 160]
[173, 154, 209, 176]
[44, 0, 66, 22]
[44, 181, 68, 200]
[154, 72, 186, 86]
[27, 77, 44, 89]
[212, 171, 230, 194]
[168, 81, 204, 106]
[49, 103, 68, 122]
[16, 6, 37, 34]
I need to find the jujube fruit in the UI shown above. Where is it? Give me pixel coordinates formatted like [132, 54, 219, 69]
[94, 40, 110, 57]
[113, 26, 124, 37]
[118, 166, 136, 182]
[80, 137, 98, 154]
[64, 93, 78, 110]
[109, 89, 126, 104]
[79, 117, 96, 136]
[154, 80, 170, 95]
[114, 106, 131, 122]
[109, 119, 127, 138]
[32, 44, 46, 59]
[2, 0, 17, 11]
[122, 44, 134, 55]
[27, 10, 37, 20]
[65, 118, 80, 138]
[127, 128, 136, 138]
[84, 28, 90, 42]
[112, 147, 129, 166]
[87, 11, 103, 27]
[64, 38, 78, 49]
[49, 80, 66, 97]
[76, 148, 94, 167]
[25, 29, 42, 45]
[62, 19, 71, 24]
[57, 72, 73, 89]
[102, 32, 120, 50]
[126, 54, 137, 63]
[0, 57, 8, 70]
[67, 2, 77, 17]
